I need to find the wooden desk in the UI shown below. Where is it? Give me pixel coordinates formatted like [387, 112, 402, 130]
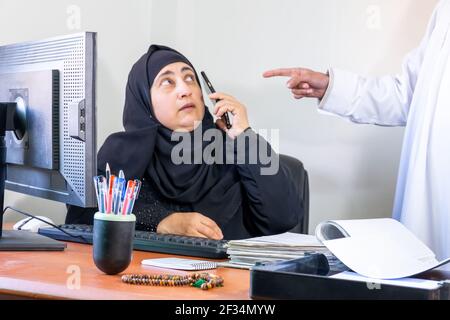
[0, 241, 250, 300]
[1, 229, 448, 300]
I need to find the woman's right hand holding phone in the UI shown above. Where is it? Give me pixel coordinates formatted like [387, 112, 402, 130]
[210, 92, 250, 139]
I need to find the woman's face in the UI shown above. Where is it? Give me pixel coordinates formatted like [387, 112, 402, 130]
[150, 62, 205, 131]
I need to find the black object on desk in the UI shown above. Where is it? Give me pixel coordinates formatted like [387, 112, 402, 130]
[250, 253, 450, 300]
[38, 224, 229, 259]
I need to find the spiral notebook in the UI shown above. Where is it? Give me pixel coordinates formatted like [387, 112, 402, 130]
[141, 258, 218, 271]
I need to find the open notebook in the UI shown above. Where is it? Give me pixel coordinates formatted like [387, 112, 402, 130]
[315, 218, 450, 279]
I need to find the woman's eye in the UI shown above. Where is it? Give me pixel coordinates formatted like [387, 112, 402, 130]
[185, 75, 195, 82]
[161, 79, 172, 86]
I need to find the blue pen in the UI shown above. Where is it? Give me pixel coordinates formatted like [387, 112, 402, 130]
[93, 176, 100, 210]
[113, 178, 125, 214]
[99, 177, 107, 213]
[117, 170, 126, 210]
[94, 175, 107, 212]
[111, 178, 119, 214]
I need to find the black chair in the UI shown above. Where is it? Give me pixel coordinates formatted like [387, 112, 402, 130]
[279, 154, 309, 234]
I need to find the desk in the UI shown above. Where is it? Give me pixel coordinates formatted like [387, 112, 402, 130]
[0, 237, 250, 300]
[1, 230, 449, 300]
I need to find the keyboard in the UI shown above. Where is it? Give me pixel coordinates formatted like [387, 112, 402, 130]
[38, 224, 229, 259]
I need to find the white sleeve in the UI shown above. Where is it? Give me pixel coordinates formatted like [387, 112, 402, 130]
[318, 2, 441, 127]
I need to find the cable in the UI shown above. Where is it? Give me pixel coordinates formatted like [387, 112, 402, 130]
[3, 206, 89, 244]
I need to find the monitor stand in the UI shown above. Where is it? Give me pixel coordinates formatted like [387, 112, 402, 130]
[0, 230, 66, 251]
[0, 103, 65, 251]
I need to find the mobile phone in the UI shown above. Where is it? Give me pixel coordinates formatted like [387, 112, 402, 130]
[200, 71, 232, 129]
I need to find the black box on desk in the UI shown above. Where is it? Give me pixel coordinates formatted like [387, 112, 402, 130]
[250, 254, 450, 300]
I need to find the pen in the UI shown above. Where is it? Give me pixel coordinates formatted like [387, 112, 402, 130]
[113, 177, 125, 214]
[95, 168, 142, 215]
[122, 180, 135, 215]
[117, 170, 126, 214]
[93, 176, 100, 210]
[93, 175, 108, 213]
[99, 177, 107, 213]
[106, 163, 111, 185]
[127, 179, 141, 215]
[107, 175, 116, 213]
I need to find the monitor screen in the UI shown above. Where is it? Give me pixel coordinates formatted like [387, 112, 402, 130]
[0, 32, 97, 208]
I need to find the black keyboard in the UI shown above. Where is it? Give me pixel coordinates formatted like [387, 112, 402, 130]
[38, 224, 228, 259]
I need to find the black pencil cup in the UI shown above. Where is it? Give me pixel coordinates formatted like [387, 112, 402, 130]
[93, 212, 136, 275]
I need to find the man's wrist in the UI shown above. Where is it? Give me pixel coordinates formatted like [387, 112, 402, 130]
[318, 68, 333, 108]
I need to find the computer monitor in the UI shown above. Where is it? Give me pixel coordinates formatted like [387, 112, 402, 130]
[0, 32, 97, 250]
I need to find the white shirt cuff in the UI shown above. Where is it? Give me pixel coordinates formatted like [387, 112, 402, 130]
[318, 67, 360, 117]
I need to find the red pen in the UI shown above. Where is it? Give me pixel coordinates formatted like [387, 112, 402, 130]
[121, 180, 135, 215]
[107, 175, 116, 213]
[127, 179, 142, 215]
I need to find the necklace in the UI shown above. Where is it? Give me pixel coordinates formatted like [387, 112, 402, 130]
[121, 272, 224, 290]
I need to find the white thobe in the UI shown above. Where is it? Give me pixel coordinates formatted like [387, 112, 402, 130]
[319, 0, 450, 262]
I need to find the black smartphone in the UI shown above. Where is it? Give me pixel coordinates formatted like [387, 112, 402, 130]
[200, 71, 232, 129]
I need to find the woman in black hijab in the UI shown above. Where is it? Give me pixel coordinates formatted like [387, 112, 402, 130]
[66, 45, 307, 240]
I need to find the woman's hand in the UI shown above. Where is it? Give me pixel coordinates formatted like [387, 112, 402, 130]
[210, 92, 250, 139]
[156, 212, 224, 240]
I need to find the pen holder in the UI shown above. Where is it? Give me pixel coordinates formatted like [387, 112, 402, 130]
[93, 212, 136, 275]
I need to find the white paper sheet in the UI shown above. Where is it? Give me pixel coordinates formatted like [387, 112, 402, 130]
[316, 218, 450, 279]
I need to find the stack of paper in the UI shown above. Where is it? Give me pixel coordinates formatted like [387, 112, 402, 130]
[225, 232, 329, 268]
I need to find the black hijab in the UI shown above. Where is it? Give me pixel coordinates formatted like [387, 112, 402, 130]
[97, 45, 243, 228]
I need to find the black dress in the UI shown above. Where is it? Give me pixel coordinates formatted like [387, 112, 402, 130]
[66, 132, 309, 240]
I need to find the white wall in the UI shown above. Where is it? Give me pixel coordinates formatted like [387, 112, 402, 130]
[148, 0, 437, 232]
[0, 0, 437, 232]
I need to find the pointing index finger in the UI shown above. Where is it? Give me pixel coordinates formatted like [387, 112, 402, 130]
[263, 68, 296, 78]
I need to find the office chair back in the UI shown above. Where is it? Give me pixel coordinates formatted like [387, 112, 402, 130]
[279, 154, 309, 234]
